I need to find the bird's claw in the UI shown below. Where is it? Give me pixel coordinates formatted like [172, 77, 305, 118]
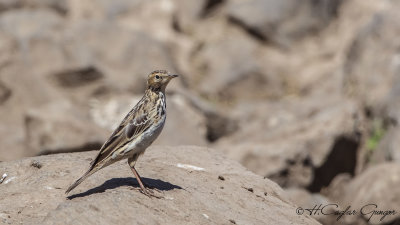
[140, 188, 163, 198]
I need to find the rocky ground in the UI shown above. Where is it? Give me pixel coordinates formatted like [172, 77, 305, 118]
[0, 146, 318, 225]
[1, 0, 400, 224]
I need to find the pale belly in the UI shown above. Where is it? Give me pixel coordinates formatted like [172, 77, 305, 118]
[123, 117, 165, 156]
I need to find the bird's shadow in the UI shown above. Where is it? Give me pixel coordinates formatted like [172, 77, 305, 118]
[67, 177, 182, 200]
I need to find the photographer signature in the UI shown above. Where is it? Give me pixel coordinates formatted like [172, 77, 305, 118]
[296, 203, 397, 222]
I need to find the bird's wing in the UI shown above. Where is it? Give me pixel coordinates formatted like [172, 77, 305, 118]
[89, 98, 154, 169]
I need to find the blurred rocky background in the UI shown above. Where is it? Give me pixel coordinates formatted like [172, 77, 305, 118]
[0, 0, 399, 224]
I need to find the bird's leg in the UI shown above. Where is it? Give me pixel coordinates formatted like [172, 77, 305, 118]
[128, 155, 161, 198]
[129, 166, 149, 193]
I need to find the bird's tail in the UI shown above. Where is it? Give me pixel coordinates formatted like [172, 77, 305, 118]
[65, 168, 97, 194]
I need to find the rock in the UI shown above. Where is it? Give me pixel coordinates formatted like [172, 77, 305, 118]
[0, 79, 11, 104]
[68, 0, 180, 45]
[336, 163, 400, 225]
[172, 0, 206, 33]
[0, 0, 68, 15]
[0, 8, 67, 160]
[203, 110, 238, 142]
[171, 0, 226, 33]
[25, 101, 108, 156]
[50, 66, 104, 88]
[61, 22, 177, 94]
[383, 65, 400, 124]
[193, 26, 259, 97]
[176, 89, 239, 142]
[0, 9, 70, 103]
[321, 173, 352, 201]
[157, 94, 208, 145]
[66, 0, 183, 76]
[0, 116, 26, 161]
[0, 146, 319, 225]
[68, 0, 143, 21]
[215, 96, 362, 191]
[286, 188, 328, 208]
[343, 5, 400, 114]
[0, 9, 64, 44]
[189, 23, 285, 101]
[227, 0, 342, 46]
[0, 8, 176, 94]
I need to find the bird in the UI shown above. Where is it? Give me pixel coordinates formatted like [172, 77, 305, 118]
[65, 70, 178, 197]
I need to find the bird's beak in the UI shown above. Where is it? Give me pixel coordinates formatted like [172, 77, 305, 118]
[168, 74, 179, 78]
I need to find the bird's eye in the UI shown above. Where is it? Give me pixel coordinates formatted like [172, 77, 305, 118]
[155, 75, 160, 79]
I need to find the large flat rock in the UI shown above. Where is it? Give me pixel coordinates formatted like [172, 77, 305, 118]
[0, 146, 318, 225]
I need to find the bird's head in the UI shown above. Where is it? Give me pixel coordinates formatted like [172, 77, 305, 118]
[147, 70, 178, 92]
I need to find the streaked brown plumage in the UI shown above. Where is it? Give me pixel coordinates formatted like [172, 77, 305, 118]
[65, 70, 178, 196]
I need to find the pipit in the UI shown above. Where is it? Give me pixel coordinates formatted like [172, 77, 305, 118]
[65, 70, 178, 197]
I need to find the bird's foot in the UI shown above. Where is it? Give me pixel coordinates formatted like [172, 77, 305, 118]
[140, 187, 163, 199]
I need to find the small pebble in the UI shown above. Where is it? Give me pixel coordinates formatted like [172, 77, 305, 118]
[218, 175, 225, 181]
[264, 192, 268, 196]
[247, 187, 253, 193]
[30, 160, 42, 169]
[0, 173, 7, 184]
[229, 219, 236, 224]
